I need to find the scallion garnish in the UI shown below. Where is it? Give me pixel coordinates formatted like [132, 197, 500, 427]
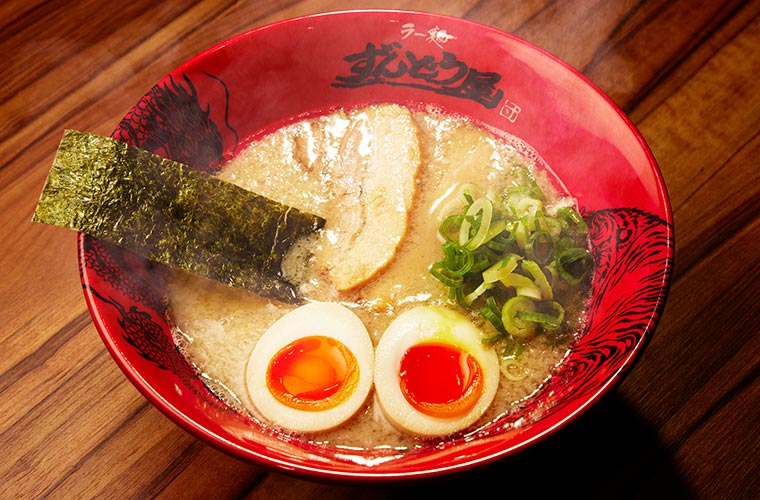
[429, 178, 594, 349]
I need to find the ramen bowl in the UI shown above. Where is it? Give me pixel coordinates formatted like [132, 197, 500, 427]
[79, 10, 674, 481]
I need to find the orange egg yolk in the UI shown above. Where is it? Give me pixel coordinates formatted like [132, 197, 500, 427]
[266, 335, 359, 411]
[399, 342, 483, 418]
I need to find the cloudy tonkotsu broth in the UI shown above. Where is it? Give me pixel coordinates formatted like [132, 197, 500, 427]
[167, 104, 583, 450]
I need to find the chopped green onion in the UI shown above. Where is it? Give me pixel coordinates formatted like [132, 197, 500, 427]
[510, 168, 545, 200]
[470, 256, 491, 273]
[486, 234, 512, 253]
[483, 253, 521, 283]
[543, 215, 563, 238]
[505, 190, 543, 217]
[439, 214, 464, 242]
[485, 219, 507, 242]
[513, 341, 525, 358]
[502, 296, 538, 339]
[511, 220, 528, 250]
[558, 207, 588, 234]
[546, 301, 565, 330]
[500, 358, 528, 381]
[556, 247, 593, 284]
[430, 261, 463, 287]
[516, 306, 563, 329]
[521, 259, 553, 300]
[441, 241, 474, 276]
[480, 296, 506, 340]
[526, 227, 554, 264]
[459, 197, 493, 250]
[497, 338, 526, 358]
[516, 286, 542, 300]
[462, 190, 475, 205]
[465, 281, 494, 305]
[499, 272, 536, 289]
[429, 180, 593, 347]
[452, 285, 470, 310]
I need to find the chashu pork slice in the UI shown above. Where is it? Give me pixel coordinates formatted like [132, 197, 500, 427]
[321, 104, 422, 291]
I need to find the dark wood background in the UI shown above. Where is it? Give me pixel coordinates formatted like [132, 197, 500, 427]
[2, 1, 758, 498]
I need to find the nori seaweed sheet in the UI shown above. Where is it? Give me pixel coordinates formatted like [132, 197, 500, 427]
[33, 130, 325, 303]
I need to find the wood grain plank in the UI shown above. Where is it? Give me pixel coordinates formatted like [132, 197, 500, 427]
[637, 15, 760, 213]
[673, 130, 760, 279]
[153, 444, 268, 500]
[0, 1, 191, 139]
[0, 227, 83, 373]
[0, 0, 49, 34]
[673, 360, 760, 500]
[42, 406, 198, 499]
[0, 310, 93, 429]
[0, 1, 231, 163]
[461, 0, 553, 34]
[581, 0, 750, 110]
[511, 0, 639, 72]
[659, 279, 760, 448]
[0, 352, 145, 498]
[628, 0, 760, 122]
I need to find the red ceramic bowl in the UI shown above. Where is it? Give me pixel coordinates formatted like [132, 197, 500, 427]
[79, 10, 674, 481]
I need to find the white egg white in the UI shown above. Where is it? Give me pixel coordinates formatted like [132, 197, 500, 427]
[373, 306, 500, 437]
[245, 302, 374, 433]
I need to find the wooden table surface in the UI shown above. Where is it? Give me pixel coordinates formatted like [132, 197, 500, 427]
[2, 1, 759, 499]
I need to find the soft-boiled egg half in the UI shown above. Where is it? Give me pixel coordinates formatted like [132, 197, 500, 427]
[245, 302, 374, 433]
[374, 306, 500, 437]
